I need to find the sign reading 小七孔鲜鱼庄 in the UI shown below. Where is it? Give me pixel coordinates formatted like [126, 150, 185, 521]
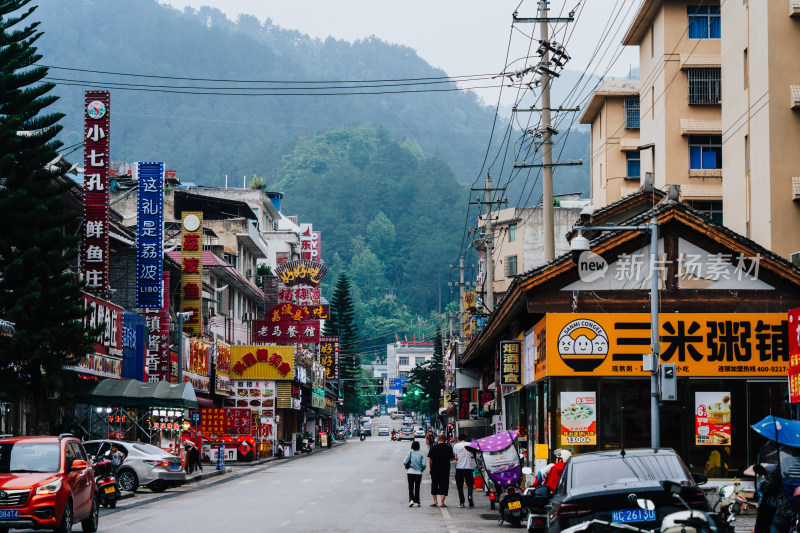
[82, 91, 111, 292]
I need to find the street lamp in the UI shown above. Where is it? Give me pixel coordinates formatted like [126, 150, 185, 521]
[570, 215, 661, 450]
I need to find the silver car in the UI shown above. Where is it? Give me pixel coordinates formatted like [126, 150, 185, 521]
[83, 439, 186, 493]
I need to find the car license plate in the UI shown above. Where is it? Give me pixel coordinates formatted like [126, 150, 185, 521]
[0, 509, 19, 520]
[611, 509, 656, 523]
[508, 500, 522, 510]
[104, 486, 116, 494]
[170, 464, 181, 470]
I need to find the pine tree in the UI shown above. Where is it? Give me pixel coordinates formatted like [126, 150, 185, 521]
[0, 0, 96, 431]
[324, 273, 363, 414]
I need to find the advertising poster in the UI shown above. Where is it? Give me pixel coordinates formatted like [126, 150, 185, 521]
[695, 392, 731, 445]
[789, 307, 800, 403]
[559, 391, 597, 445]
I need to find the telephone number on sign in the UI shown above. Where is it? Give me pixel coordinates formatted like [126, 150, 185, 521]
[756, 366, 787, 373]
[565, 436, 592, 444]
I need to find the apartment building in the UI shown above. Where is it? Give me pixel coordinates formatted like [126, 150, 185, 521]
[720, 0, 800, 259]
[584, 1, 723, 219]
[476, 196, 590, 301]
[580, 80, 642, 205]
[386, 341, 434, 403]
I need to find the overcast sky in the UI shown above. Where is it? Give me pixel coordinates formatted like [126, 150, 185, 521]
[160, 0, 640, 110]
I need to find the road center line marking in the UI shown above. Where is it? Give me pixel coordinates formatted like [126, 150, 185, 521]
[362, 478, 375, 483]
[295, 509, 306, 515]
[440, 506, 452, 520]
[300, 478, 312, 483]
[277, 520, 291, 527]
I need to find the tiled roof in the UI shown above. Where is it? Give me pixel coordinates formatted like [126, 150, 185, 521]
[681, 183, 723, 200]
[793, 177, 800, 199]
[680, 119, 722, 135]
[680, 54, 721, 69]
[791, 85, 800, 109]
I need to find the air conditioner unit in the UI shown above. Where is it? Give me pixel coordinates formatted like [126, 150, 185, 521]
[792, 252, 800, 268]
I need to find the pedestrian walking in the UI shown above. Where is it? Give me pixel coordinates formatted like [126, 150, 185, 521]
[452, 433, 475, 507]
[427, 432, 455, 507]
[425, 429, 435, 450]
[403, 441, 426, 507]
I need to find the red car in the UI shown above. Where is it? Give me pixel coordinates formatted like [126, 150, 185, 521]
[0, 434, 98, 532]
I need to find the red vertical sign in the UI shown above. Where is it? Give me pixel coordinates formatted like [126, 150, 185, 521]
[82, 92, 110, 292]
[144, 272, 171, 382]
[789, 307, 800, 403]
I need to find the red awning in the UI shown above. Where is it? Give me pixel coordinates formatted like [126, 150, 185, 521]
[196, 397, 215, 408]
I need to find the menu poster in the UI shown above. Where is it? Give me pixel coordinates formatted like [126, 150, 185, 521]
[232, 379, 276, 418]
[559, 391, 597, 446]
[695, 392, 731, 445]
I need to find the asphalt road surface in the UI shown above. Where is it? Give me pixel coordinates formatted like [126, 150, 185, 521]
[92, 421, 503, 532]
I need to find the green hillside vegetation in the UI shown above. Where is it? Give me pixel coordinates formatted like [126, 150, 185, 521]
[277, 126, 467, 349]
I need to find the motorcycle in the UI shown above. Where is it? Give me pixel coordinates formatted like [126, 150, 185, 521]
[521, 481, 550, 533]
[391, 432, 397, 441]
[92, 452, 119, 508]
[715, 481, 753, 527]
[301, 438, 313, 454]
[467, 429, 527, 527]
[360, 432, 366, 442]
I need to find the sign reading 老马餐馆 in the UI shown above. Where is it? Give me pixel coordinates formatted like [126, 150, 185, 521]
[695, 392, 731, 446]
[500, 340, 522, 385]
[543, 313, 788, 378]
[560, 392, 596, 446]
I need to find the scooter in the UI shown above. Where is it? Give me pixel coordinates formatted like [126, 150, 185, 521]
[391, 432, 397, 441]
[360, 432, 366, 442]
[301, 438, 313, 454]
[715, 481, 752, 526]
[521, 476, 550, 533]
[92, 453, 119, 508]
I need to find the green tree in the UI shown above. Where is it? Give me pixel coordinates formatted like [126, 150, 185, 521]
[407, 329, 445, 415]
[323, 273, 362, 415]
[0, 0, 97, 431]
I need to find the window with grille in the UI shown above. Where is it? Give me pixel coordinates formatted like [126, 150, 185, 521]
[688, 68, 721, 104]
[626, 152, 641, 179]
[689, 136, 722, 170]
[415, 357, 426, 366]
[688, 200, 722, 223]
[688, 6, 720, 39]
[624, 98, 640, 128]
[508, 223, 517, 243]
[398, 357, 409, 366]
[505, 255, 518, 277]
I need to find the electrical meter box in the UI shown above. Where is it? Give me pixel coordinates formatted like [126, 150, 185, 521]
[659, 363, 677, 401]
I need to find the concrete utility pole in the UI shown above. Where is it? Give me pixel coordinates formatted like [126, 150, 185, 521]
[539, 2, 554, 262]
[512, 2, 580, 262]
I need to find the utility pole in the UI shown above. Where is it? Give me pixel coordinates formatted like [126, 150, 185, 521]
[470, 173, 505, 314]
[512, 2, 580, 262]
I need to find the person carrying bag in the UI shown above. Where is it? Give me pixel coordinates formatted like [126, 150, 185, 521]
[404, 441, 426, 507]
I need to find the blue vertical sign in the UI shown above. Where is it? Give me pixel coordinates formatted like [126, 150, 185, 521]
[136, 162, 164, 307]
[121, 311, 147, 380]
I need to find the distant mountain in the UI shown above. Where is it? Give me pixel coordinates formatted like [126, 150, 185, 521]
[32, 0, 589, 199]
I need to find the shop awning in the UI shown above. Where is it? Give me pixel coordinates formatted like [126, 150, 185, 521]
[80, 379, 199, 408]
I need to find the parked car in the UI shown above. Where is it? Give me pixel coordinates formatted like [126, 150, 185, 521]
[377, 425, 390, 436]
[545, 448, 708, 533]
[414, 427, 425, 438]
[83, 440, 185, 493]
[0, 434, 98, 533]
[397, 426, 415, 441]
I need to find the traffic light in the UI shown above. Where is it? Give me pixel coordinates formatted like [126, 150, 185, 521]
[402, 386, 407, 395]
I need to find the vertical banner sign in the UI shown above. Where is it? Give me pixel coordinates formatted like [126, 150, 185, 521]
[136, 162, 164, 307]
[499, 340, 522, 385]
[560, 392, 597, 445]
[319, 338, 339, 380]
[695, 392, 731, 445]
[82, 91, 111, 292]
[181, 212, 203, 334]
[299, 224, 320, 261]
[458, 388, 472, 420]
[789, 307, 800, 403]
[144, 272, 170, 382]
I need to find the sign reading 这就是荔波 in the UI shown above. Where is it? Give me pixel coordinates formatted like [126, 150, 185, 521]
[500, 340, 522, 385]
[136, 162, 164, 308]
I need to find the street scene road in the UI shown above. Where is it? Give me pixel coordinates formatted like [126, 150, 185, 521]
[96, 436, 500, 533]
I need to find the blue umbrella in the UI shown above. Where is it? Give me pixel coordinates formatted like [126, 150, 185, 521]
[751, 415, 800, 447]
